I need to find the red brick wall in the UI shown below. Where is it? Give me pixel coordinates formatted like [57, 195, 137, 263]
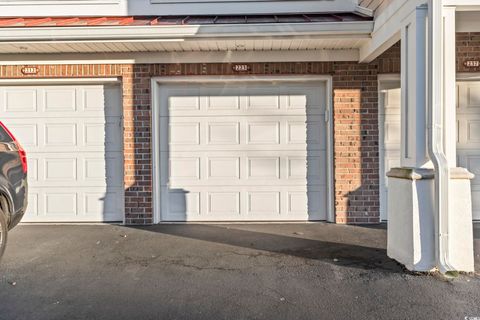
[6, 33, 480, 224]
[457, 32, 480, 73]
[0, 60, 398, 225]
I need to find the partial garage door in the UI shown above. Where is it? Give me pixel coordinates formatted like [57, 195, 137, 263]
[457, 81, 480, 221]
[380, 81, 480, 221]
[158, 82, 328, 221]
[0, 84, 124, 222]
[379, 86, 401, 221]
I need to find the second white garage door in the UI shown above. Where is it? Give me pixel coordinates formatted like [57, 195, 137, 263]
[157, 82, 328, 221]
[380, 80, 480, 221]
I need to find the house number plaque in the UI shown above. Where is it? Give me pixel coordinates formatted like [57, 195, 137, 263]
[232, 64, 251, 72]
[21, 66, 39, 75]
[464, 60, 480, 68]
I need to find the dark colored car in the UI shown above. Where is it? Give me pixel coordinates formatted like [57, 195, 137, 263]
[0, 121, 27, 261]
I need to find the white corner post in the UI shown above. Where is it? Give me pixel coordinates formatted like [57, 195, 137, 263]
[387, 3, 475, 273]
[441, 6, 475, 273]
[387, 5, 436, 272]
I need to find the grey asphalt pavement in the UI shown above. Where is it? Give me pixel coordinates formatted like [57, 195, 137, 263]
[0, 223, 479, 320]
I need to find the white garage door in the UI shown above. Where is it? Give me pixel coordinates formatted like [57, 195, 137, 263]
[158, 82, 328, 221]
[379, 86, 401, 221]
[457, 81, 480, 221]
[380, 81, 480, 221]
[0, 84, 124, 222]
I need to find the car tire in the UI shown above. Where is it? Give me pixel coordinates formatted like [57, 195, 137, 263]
[0, 207, 7, 263]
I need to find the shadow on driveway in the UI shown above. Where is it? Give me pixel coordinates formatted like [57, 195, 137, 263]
[132, 224, 404, 274]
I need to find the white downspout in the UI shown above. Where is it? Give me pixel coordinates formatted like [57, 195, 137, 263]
[427, 0, 455, 273]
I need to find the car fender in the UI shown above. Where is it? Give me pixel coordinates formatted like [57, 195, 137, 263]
[0, 175, 14, 219]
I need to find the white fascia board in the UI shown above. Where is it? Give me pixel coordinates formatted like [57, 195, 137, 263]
[444, 0, 480, 7]
[355, 5, 374, 17]
[0, 22, 373, 42]
[359, 0, 426, 63]
[0, 49, 359, 65]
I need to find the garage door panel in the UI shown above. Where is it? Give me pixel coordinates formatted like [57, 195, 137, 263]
[160, 86, 325, 117]
[382, 89, 401, 115]
[1, 86, 116, 118]
[247, 156, 280, 179]
[458, 152, 480, 187]
[247, 121, 280, 144]
[44, 157, 77, 181]
[165, 106, 325, 117]
[2, 84, 124, 222]
[5, 117, 121, 153]
[1, 87, 38, 113]
[207, 157, 240, 179]
[83, 87, 106, 112]
[383, 119, 401, 146]
[206, 96, 240, 111]
[207, 122, 240, 145]
[161, 185, 325, 221]
[25, 152, 122, 188]
[169, 157, 201, 181]
[162, 115, 326, 152]
[472, 190, 480, 220]
[458, 82, 480, 113]
[44, 88, 77, 112]
[23, 186, 124, 222]
[87, 153, 124, 186]
[458, 115, 480, 148]
[5, 123, 38, 148]
[162, 150, 326, 186]
[45, 123, 77, 147]
[247, 192, 280, 216]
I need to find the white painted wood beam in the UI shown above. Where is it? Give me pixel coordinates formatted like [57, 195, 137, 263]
[443, 6, 457, 166]
[400, 5, 430, 168]
[359, 0, 426, 63]
[0, 49, 359, 65]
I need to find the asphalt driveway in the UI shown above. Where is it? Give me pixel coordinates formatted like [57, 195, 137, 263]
[0, 223, 479, 320]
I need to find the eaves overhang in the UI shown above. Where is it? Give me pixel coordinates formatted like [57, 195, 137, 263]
[0, 21, 373, 42]
[0, 14, 374, 57]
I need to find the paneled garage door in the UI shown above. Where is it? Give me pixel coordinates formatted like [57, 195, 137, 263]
[457, 81, 480, 221]
[157, 82, 328, 221]
[0, 84, 124, 222]
[380, 81, 480, 221]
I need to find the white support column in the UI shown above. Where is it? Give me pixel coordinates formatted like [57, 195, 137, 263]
[400, 6, 431, 169]
[388, 5, 436, 272]
[388, 3, 475, 273]
[443, 7, 457, 166]
[442, 6, 475, 272]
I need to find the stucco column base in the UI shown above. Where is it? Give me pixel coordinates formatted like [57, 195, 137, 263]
[387, 168, 436, 271]
[447, 167, 475, 272]
[386, 167, 475, 272]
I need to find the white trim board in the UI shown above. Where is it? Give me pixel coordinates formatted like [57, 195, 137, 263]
[0, 77, 120, 84]
[0, 50, 360, 65]
[151, 75, 335, 224]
